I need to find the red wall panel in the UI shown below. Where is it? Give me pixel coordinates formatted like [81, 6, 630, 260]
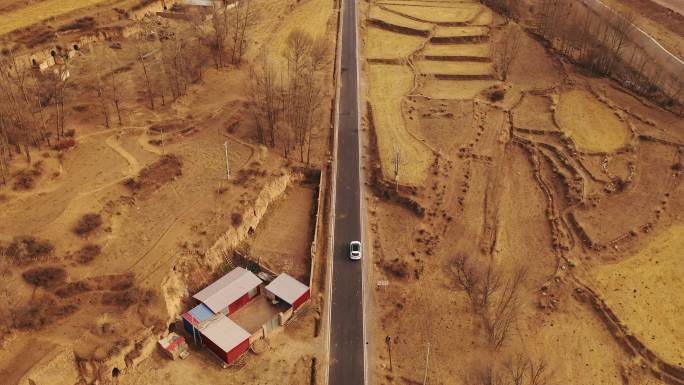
[292, 289, 311, 310]
[228, 292, 250, 314]
[227, 338, 250, 363]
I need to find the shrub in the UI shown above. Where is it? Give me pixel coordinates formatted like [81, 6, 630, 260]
[231, 213, 243, 227]
[63, 129, 76, 137]
[77, 244, 101, 264]
[55, 281, 92, 298]
[22, 266, 67, 288]
[54, 139, 76, 151]
[487, 89, 506, 102]
[1, 236, 54, 264]
[73, 213, 103, 235]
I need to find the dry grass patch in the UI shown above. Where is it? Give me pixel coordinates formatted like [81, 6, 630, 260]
[382, 3, 481, 23]
[366, 27, 426, 59]
[434, 25, 489, 37]
[369, 5, 432, 32]
[416, 60, 493, 75]
[418, 79, 500, 99]
[556, 89, 630, 153]
[422, 43, 490, 58]
[368, 64, 433, 185]
[470, 7, 493, 25]
[592, 224, 684, 365]
[0, 0, 110, 35]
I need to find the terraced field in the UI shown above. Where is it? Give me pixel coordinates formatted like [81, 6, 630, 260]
[364, 0, 497, 185]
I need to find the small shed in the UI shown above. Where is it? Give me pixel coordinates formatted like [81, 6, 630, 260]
[182, 303, 214, 344]
[264, 273, 310, 311]
[158, 333, 189, 360]
[193, 267, 262, 315]
[200, 316, 251, 364]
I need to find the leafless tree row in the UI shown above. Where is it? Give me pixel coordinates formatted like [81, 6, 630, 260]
[535, 0, 683, 112]
[452, 255, 550, 385]
[492, 26, 521, 81]
[249, 29, 328, 163]
[210, 0, 255, 69]
[470, 353, 549, 385]
[452, 254, 526, 349]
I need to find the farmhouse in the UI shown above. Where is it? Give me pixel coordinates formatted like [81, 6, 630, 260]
[180, 267, 311, 365]
[265, 273, 311, 311]
[193, 267, 261, 314]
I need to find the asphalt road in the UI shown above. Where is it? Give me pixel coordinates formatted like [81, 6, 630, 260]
[328, 0, 364, 383]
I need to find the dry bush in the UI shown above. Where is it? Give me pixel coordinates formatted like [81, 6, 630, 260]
[129, 154, 182, 192]
[231, 212, 244, 227]
[55, 280, 92, 298]
[54, 139, 76, 151]
[101, 287, 155, 309]
[12, 166, 42, 191]
[22, 266, 67, 288]
[487, 89, 506, 102]
[73, 213, 103, 236]
[1, 236, 54, 265]
[58, 16, 96, 32]
[380, 258, 409, 278]
[14, 295, 78, 330]
[77, 244, 101, 264]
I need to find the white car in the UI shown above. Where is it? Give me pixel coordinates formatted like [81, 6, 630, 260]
[349, 241, 362, 260]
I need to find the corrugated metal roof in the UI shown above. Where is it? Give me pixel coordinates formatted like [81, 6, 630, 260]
[183, 0, 214, 6]
[200, 316, 250, 352]
[182, 303, 214, 326]
[193, 267, 262, 313]
[265, 273, 309, 305]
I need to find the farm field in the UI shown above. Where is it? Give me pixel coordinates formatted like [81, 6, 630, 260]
[362, 1, 684, 385]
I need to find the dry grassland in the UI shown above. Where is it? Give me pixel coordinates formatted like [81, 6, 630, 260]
[0, 0, 111, 35]
[381, 3, 481, 23]
[421, 43, 490, 57]
[418, 79, 500, 99]
[368, 64, 434, 185]
[366, 27, 425, 59]
[433, 25, 489, 37]
[415, 60, 493, 75]
[556, 89, 630, 153]
[592, 224, 684, 365]
[368, 5, 432, 32]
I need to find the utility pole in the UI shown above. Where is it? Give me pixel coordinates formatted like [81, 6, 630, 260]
[223, 141, 231, 179]
[394, 147, 400, 192]
[422, 342, 430, 385]
[385, 336, 393, 371]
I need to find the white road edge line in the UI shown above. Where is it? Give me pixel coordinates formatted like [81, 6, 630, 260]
[354, 1, 369, 385]
[324, 0, 344, 383]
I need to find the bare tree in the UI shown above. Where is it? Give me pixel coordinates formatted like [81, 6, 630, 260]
[282, 29, 327, 163]
[471, 353, 549, 385]
[210, 1, 230, 69]
[249, 52, 280, 146]
[493, 26, 521, 81]
[230, 0, 256, 65]
[136, 38, 156, 110]
[451, 255, 527, 350]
